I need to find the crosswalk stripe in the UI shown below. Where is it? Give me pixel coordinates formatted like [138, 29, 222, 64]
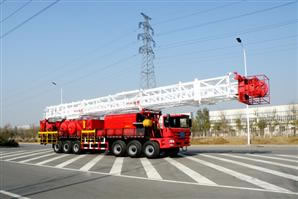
[140, 158, 162, 180]
[109, 157, 124, 175]
[0, 150, 25, 156]
[5, 151, 52, 161]
[35, 154, 69, 165]
[229, 154, 298, 170]
[55, 155, 87, 168]
[276, 154, 298, 161]
[165, 157, 216, 185]
[1, 149, 51, 159]
[19, 153, 56, 163]
[80, 155, 104, 171]
[275, 154, 298, 160]
[247, 154, 298, 163]
[181, 154, 290, 192]
[202, 154, 298, 181]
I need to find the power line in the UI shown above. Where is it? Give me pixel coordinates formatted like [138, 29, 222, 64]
[0, 0, 7, 6]
[0, 0, 60, 39]
[4, 53, 138, 108]
[153, 1, 244, 26]
[5, 40, 137, 99]
[157, 1, 297, 36]
[0, 0, 33, 24]
[156, 34, 298, 60]
[157, 19, 298, 50]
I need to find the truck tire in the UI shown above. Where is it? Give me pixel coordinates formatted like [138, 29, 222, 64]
[53, 141, 63, 153]
[62, 141, 72, 153]
[127, 140, 142, 158]
[168, 147, 180, 157]
[112, 140, 126, 157]
[143, 141, 160, 158]
[72, 141, 81, 154]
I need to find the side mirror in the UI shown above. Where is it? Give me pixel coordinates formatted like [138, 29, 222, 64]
[189, 119, 192, 128]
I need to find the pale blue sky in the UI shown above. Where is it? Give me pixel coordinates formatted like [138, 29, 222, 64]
[1, 0, 297, 126]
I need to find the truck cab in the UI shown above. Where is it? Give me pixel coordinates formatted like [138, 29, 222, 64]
[154, 114, 191, 150]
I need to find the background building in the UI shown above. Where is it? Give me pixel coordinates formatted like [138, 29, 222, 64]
[209, 104, 298, 137]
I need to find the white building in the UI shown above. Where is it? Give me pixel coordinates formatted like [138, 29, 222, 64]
[209, 104, 298, 137]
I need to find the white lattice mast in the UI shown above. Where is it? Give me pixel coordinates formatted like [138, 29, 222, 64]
[138, 12, 156, 89]
[44, 73, 239, 119]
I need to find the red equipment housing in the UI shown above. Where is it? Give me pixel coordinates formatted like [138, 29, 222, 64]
[234, 73, 270, 105]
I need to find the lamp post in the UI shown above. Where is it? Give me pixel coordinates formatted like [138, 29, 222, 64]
[236, 37, 250, 145]
[51, 82, 63, 104]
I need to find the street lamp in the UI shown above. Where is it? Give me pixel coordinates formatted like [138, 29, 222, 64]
[236, 37, 251, 145]
[51, 82, 63, 104]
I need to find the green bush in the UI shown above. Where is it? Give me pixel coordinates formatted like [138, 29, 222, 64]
[0, 124, 19, 147]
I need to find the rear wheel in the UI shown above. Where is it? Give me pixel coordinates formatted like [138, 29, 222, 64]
[127, 140, 142, 158]
[112, 140, 126, 157]
[72, 141, 81, 154]
[53, 141, 62, 153]
[143, 141, 160, 158]
[62, 141, 72, 153]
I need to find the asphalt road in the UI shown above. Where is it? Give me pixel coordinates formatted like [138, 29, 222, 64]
[0, 144, 297, 199]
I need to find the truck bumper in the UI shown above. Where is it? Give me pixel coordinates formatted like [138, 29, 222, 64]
[151, 138, 190, 149]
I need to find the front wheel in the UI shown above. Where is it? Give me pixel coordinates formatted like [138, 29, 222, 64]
[143, 141, 160, 158]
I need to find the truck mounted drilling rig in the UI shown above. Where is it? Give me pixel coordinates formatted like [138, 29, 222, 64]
[38, 72, 269, 158]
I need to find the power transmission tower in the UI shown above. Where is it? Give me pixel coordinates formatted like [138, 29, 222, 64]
[138, 12, 156, 89]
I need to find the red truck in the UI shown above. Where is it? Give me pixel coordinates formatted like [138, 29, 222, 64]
[39, 109, 191, 158]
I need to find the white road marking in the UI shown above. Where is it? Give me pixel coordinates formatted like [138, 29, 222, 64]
[0, 190, 30, 199]
[19, 153, 56, 163]
[1, 149, 50, 159]
[0, 150, 25, 156]
[80, 155, 104, 171]
[109, 157, 124, 175]
[202, 154, 298, 181]
[35, 154, 69, 165]
[182, 154, 291, 193]
[248, 154, 298, 163]
[5, 151, 51, 161]
[276, 154, 298, 159]
[55, 155, 87, 168]
[165, 157, 216, 185]
[1, 158, 297, 196]
[223, 154, 298, 170]
[140, 158, 162, 180]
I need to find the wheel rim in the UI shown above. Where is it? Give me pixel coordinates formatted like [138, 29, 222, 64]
[64, 144, 69, 151]
[113, 144, 122, 155]
[54, 144, 59, 151]
[73, 144, 79, 152]
[128, 145, 137, 156]
[145, 145, 154, 156]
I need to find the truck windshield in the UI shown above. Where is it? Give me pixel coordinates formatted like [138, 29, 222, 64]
[164, 116, 190, 128]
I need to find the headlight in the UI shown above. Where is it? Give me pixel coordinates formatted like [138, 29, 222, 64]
[169, 139, 175, 143]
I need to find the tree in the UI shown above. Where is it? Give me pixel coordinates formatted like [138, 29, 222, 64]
[268, 109, 279, 137]
[212, 121, 221, 136]
[256, 118, 267, 137]
[219, 112, 230, 136]
[288, 104, 297, 136]
[195, 108, 211, 137]
[235, 113, 243, 136]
